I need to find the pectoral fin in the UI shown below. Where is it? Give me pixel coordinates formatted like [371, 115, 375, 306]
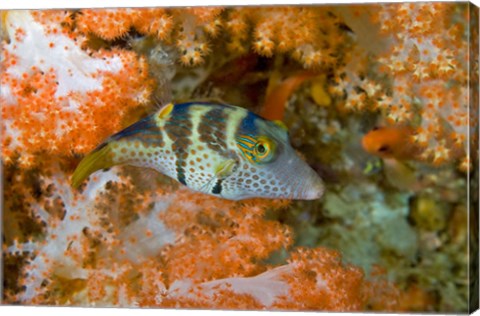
[208, 159, 238, 196]
[214, 158, 238, 179]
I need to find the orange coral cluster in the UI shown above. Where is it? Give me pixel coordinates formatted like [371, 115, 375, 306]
[76, 7, 223, 66]
[3, 165, 399, 310]
[76, 8, 172, 41]
[374, 3, 472, 169]
[74, 6, 347, 69]
[159, 193, 292, 282]
[161, 247, 399, 311]
[1, 10, 154, 168]
[328, 3, 474, 170]
[224, 6, 347, 68]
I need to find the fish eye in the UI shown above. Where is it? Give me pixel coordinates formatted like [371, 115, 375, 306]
[378, 145, 390, 153]
[254, 137, 275, 162]
[255, 141, 270, 157]
[235, 135, 276, 164]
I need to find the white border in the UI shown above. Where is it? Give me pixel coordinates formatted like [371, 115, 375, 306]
[1, 1, 479, 316]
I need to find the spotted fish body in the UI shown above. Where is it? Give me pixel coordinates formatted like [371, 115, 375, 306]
[72, 102, 324, 200]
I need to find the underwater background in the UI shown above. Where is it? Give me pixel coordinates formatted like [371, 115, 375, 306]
[1, 2, 479, 312]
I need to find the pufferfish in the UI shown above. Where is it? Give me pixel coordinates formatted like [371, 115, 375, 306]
[71, 102, 324, 200]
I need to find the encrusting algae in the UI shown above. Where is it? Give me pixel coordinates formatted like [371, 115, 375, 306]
[2, 3, 477, 312]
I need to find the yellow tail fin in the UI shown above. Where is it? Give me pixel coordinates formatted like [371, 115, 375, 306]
[71, 144, 115, 189]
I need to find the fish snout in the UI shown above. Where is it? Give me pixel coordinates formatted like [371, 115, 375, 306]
[275, 155, 325, 200]
[303, 175, 324, 199]
[296, 168, 324, 200]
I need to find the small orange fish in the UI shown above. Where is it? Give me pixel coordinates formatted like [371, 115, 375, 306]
[362, 126, 424, 191]
[260, 71, 318, 121]
[361, 126, 423, 161]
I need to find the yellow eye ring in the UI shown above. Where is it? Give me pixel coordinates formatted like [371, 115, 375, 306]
[235, 135, 276, 164]
[254, 137, 275, 161]
[255, 142, 269, 157]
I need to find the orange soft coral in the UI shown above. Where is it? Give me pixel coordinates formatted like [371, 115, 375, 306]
[1, 10, 154, 167]
[76, 8, 174, 41]
[76, 9, 136, 41]
[158, 192, 293, 282]
[274, 248, 398, 311]
[75, 7, 222, 67]
[371, 3, 473, 169]
[224, 6, 347, 68]
[74, 6, 349, 69]
[4, 164, 399, 310]
[328, 3, 474, 170]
